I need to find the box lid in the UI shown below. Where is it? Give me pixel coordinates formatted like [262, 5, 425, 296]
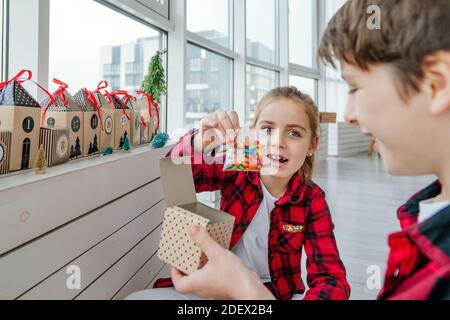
[73, 89, 96, 112]
[159, 157, 197, 207]
[41, 89, 83, 112]
[0, 81, 40, 108]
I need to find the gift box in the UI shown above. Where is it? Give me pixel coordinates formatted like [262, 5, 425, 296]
[136, 91, 160, 142]
[91, 83, 115, 152]
[41, 79, 84, 161]
[140, 120, 151, 145]
[0, 76, 42, 171]
[0, 131, 12, 175]
[105, 91, 132, 150]
[157, 157, 235, 275]
[320, 112, 337, 124]
[121, 93, 140, 147]
[39, 127, 70, 167]
[74, 89, 102, 157]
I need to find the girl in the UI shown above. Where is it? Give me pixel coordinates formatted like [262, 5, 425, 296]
[126, 87, 350, 300]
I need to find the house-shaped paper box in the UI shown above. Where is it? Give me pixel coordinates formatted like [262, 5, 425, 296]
[137, 94, 159, 142]
[157, 157, 235, 275]
[74, 89, 101, 157]
[41, 89, 84, 161]
[91, 90, 115, 152]
[0, 81, 41, 171]
[107, 95, 132, 150]
[121, 96, 140, 147]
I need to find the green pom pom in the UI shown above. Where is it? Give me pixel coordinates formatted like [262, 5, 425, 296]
[152, 132, 169, 148]
[122, 136, 132, 152]
[101, 147, 113, 156]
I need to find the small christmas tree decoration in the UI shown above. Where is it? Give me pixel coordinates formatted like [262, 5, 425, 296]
[34, 144, 46, 174]
[141, 51, 167, 105]
[121, 136, 131, 152]
[151, 132, 169, 149]
[101, 147, 113, 156]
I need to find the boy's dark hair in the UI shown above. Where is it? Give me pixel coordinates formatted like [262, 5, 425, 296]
[318, 0, 450, 94]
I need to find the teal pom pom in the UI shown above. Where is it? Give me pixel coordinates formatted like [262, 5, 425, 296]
[152, 132, 169, 148]
[122, 136, 132, 152]
[101, 147, 113, 156]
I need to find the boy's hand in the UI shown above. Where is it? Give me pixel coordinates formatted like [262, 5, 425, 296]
[171, 225, 275, 300]
[193, 110, 241, 153]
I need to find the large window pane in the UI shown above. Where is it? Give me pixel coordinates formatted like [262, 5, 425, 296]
[186, 44, 232, 129]
[49, 0, 164, 94]
[246, 65, 278, 125]
[246, 0, 276, 64]
[187, 0, 230, 48]
[289, 0, 315, 67]
[289, 75, 317, 103]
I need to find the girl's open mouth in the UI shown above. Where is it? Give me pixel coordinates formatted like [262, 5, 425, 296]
[267, 154, 289, 164]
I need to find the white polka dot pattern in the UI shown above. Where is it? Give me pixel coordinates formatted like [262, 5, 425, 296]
[157, 206, 234, 275]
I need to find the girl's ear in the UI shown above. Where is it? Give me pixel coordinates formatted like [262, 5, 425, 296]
[309, 135, 320, 154]
[423, 51, 450, 116]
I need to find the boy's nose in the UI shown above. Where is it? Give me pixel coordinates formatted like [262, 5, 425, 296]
[344, 99, 359, 126]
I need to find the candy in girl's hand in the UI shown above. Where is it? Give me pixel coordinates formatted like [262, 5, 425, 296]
[224, 128, 265, 172]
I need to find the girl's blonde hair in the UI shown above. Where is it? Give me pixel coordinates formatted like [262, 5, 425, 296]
[252, 86, 320, 178]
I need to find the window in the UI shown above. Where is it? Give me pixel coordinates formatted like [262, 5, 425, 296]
[289, 75, 317, 103]
[185, 44, 232, 129]
[289, 0, 315, 67]
[246, 0, 276, 64]
[323, 0, 349, 121]
[187, 0, 231, 48]
[49, 0, 165, 94]
[0, 0, 4, 80]
[246, 64, 278, 125]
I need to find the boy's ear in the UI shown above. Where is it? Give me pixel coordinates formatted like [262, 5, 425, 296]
[423, 51, 450, 116]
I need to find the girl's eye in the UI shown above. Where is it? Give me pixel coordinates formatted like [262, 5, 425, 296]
[261, 127, 272, 134]
[287, 130, 301, 138]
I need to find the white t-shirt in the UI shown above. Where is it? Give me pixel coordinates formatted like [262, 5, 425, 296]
[418, 198, 450, 223]
[232, 181, 276, 283]
[231, 180, 304, 300]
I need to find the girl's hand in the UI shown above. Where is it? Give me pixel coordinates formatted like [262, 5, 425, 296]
[193, 110, 240, 153]
[171, 225, 275, 300]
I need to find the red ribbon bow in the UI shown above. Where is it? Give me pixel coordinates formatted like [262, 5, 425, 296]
[84, 88, 104, 131]
[136, 91, 160, 131]
[41, 78, 72, 126]
[95, 80, 115, 111]
[104, 90, 131, 120]
[0, 69, 56, 108]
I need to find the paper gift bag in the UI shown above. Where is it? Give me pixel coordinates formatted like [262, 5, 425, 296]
[41, 79, 84, 161]
[39, 127, 70, 167]
[121, 95, 140, 147]
[74, 89, 102, 157]
[136, 92, 159, 142]
[0, 131, 12, 175]
[140, 120, 151, 144]
[91, 90, 115, 152]
[0, 80, 41, 171]
[157, 157, 235, 275]
[105, 93, 132, 150]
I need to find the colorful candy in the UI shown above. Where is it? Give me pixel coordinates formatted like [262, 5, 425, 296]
[224, 129, 264, 172]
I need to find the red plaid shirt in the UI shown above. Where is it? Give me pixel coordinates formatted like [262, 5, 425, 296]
[378, 181, 450, 300]
[154, 131, 350, 300]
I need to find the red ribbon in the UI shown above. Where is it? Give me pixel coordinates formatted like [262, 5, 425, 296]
[41, 78, 71, 126]
[0, 69, 57, 108]
[136, 91, 160, 131]
[95, 80, 115, 111]
[139, 115, 147, 128]
[104, 90, 131, 120]
[84, 88, 104, 131]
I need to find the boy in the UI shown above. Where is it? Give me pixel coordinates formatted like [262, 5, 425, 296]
[170, 0, 450, 300]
